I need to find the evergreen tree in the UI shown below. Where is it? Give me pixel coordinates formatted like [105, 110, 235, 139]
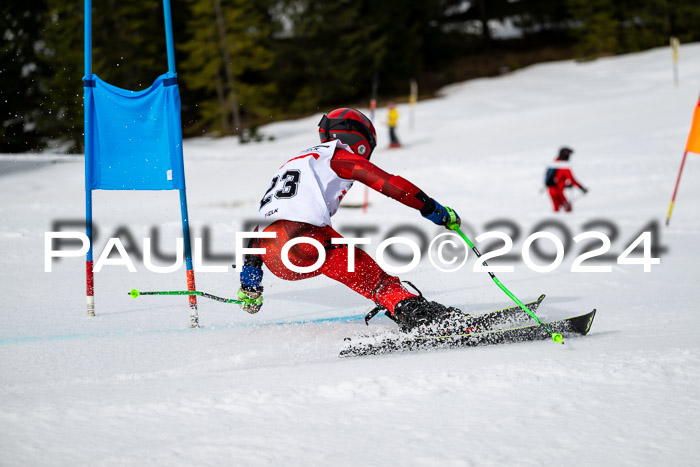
[670, 0, 700, 43]
[442, 0, 513, 44]
[11, 0, 700, 152]
[91, 0, 168, 89]
[1, 1, 48, 152]
[273, 0, 444, 115]
[615, 0, 700, 51]
[180, 0, 277, 138]
[273, 0, 375, 114]
[567, 0, 619, 59]
[39, 0, 171, 152]
[511, 0, 573, 40]
[39, 0, 84, 152]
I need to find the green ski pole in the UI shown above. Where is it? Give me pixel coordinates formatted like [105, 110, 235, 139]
[129, 289, 244, 305]
[446, 215, 563, 344]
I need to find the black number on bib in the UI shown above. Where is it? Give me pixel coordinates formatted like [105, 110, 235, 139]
[275, 170, 301, 199]
[259, 176, 279, 209]
[259, 170, 301, 208]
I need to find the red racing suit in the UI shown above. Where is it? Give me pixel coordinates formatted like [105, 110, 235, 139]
[245, 145, 438, 315]
[547, 163, 583, 212]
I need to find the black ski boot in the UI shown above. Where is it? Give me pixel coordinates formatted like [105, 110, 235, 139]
[392, 296, 468, 334]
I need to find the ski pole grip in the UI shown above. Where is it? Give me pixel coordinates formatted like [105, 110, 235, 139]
[444, 207, 458, 229]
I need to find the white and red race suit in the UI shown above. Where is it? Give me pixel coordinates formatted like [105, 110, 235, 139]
[248, 140, 439, 314]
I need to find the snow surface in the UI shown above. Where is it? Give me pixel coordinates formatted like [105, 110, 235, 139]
[2, 45, 700, 466]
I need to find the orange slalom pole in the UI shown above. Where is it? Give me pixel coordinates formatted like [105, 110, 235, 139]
[666, 151, 688, 226]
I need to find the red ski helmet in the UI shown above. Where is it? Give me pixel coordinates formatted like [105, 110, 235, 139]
[318, 108, 377, 159]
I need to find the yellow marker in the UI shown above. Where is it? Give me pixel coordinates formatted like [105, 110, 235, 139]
[670, 37, 680, 86]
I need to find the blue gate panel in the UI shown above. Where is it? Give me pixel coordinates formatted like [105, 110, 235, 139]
[84, 72, 186, 190]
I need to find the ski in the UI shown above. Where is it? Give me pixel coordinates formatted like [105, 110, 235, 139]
[366, 293, 546, 328]
[464, 293, 546, 327]
[339, 309, 596, 357]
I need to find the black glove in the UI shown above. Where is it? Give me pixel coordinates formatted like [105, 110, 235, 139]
[581, 186, 589, 194]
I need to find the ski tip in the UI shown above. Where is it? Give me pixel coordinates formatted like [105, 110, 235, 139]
[129, 289, 140, 298]
[538, 294, 546, 302]
[582, 309, 596, 335]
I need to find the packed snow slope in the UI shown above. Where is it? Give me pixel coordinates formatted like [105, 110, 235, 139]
[2, 44, 700, 466]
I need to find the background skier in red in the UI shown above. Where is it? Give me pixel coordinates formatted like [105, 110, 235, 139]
[545, 147, 588, 212]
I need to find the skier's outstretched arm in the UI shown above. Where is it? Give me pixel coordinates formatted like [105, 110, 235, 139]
[561, 168, 587, 193]
[330, 150, 461, 228]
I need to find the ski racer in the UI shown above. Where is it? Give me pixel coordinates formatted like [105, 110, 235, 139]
[544, 147, 588, 212]
[237, 108, 464, 333]
[386, 102, 401, 148]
